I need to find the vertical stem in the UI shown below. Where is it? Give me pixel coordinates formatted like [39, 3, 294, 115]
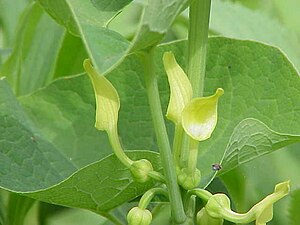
[187, 139, 199, 174]
[172, 124, 185, 169]
[142, 49, 186, 224]
[184, 1, 212, 223]
[184, 0, 212, 169]
[187, 0, 211, 97]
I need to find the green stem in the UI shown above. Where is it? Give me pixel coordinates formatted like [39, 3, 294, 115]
[142, 49, 186, 224]
[187, 188, 212, 203]
[148, 171, 166, 183]
[173, 124, 185, 169]
[181, 0, 212, 171]
[107, 128, 133, 168]
[187, 0, 211, 97]
[138, 187, 169, 209]
[187, 139, 199, 174]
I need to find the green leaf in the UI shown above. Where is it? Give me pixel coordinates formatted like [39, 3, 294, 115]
[19, 74, 113, 168]
[37, 0, 130, 74]
[0, 76, 161, 212]
[210, 0, 300, 71]
[91, 0, 132, 11]
[271, 0, 300, 34]
[219, 118, 300, 175]
[53, 32, 88, 78]
[0, 0, 29, 47]
[6, 194, 35, 225]
[0, 193, 5, 225]
[0, 3, 65, 95]
[0, 78, 77, 191]
[46, 208, 108, 225]
[289, 189, 300, 225]
[131, 0, 189, 51]
[26, 151, 161, 213]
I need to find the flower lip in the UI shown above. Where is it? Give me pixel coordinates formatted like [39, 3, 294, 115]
[182, 88, 224, 141]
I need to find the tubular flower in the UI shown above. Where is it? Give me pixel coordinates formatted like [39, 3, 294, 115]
[182, 88, 224, 141]
[83, 59, 120, 132]
[163, 51, 193, 124]
[163, 51, 224, 141]
[204, 181, 290, 225]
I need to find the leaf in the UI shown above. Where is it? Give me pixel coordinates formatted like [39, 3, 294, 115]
[0, 3, 65, 95]
[19, 74, 113, 168]
[218, 118, 300, 175]
[131, 0, 189, 51]
[38, 0, 190, 75]
[271, 0, 300, 34]
[0, 0, 29, 47]
[210, 0, 300, 71]
[46, 208, 108, 225]
[53, 32, 88, 78]
[26, 151, 161, 213]
[6, 194, 35, 225]
[0, 78, 77, 191]
[91, 0, 132, 12]
[0, 76, 161, 212]
[288, 189, 300, 225]
[0, 193, 5, 225]
[37, 0, 130, 74]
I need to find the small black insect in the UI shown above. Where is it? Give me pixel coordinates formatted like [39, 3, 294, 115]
[30, 136, 36, 142]
[212, 163, 222, 171]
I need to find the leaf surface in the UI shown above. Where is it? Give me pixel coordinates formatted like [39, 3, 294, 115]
[289, 189, 300, 225]
[0, 77, 161, 212]
[0, 0, 29, 47]
[27, 151, 161, 212]
[0, 78, 76, 191]
[218, 118, 300, 175]
[0, 3, 65, 95]
[131, 0, 189, 51]
[210, 0, 300, 71]
[91, 0, 132, 11]
[37, 0, 130, 74]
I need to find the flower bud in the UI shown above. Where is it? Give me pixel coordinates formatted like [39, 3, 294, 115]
[197, 208, 224, 225]
[177, 168, 201, 190]
[127, 207, 152, 225]
[130, 159, 153, 183]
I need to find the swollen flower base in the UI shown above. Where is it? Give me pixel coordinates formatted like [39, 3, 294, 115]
[127, 207, 152, 225]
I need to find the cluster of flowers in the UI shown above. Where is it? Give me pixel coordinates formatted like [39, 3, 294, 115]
[84, 52, 289, 225]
